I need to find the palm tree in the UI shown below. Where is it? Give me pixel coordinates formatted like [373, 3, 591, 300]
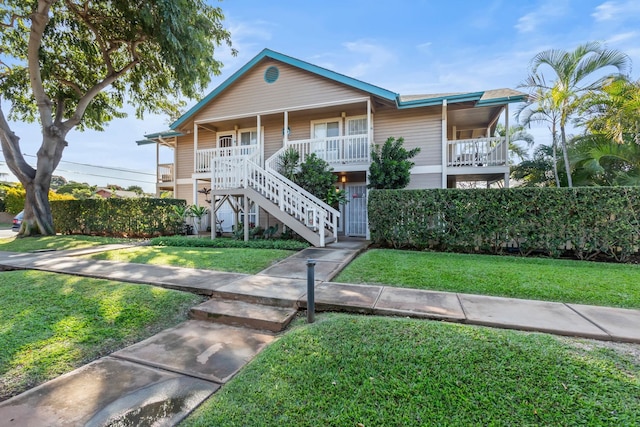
[519, 42, 631, 187]
[494, 123, 535, 163]
[516, 82, 562, 187]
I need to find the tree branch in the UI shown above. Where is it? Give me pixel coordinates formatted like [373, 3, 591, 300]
[58, 78, 84, 96]
[0, 103, 36, 182]
[28, 0, 54, 129]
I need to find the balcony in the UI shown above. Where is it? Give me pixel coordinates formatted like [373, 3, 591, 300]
[285, 135, 370, 166]
[158, 163, 174, 183]
[447, 137, 507, 168]
[195, 145, 261, 173]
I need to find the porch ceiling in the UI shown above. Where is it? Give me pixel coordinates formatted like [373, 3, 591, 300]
[448, 104, 503, 133]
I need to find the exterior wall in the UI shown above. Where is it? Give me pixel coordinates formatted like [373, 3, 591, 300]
[195, 59, 367, 121]
[406, 173, 442, 189]
[176, 133, 194, 180]
[373, 107, 442, 167]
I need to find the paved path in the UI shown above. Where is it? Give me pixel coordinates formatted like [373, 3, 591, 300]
[0, 240, 639, 426]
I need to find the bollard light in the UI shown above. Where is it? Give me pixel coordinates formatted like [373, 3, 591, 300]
[306, 259, 316, 323]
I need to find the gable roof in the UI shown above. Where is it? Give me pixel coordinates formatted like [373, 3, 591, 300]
[169, 48, 526, 131]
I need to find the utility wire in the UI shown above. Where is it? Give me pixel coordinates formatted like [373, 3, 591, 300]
[20, 153, 156, 176]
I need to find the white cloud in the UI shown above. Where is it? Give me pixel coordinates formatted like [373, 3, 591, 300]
[341, 40, 396, 78]
[416, 42, 433, 54]
[515, 0, 570, 33]
[592, 1, 640, 21]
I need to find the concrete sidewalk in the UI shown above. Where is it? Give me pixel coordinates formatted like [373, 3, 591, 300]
[1, 241, 639, 426]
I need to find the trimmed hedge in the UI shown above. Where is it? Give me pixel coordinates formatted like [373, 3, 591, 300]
[150, 235, 310, 251]
[51, 198, 186, 237]
[368, 187, 640, 262]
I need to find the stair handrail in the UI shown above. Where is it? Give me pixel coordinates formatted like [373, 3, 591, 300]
[264, 146, 341, 218]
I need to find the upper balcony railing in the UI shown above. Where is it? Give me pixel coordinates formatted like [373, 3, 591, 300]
[195, 145, 260, 173]
[285, 135, 370, 166]
[447, 137, 508, 168]
[158, 163, 174, 183]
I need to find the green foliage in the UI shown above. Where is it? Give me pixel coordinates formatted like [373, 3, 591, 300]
[277, 147, 300, 182]
[368, 187, 640, 262]
[56, 182, 96, 195]
[368, 136, 420, 189]
[51, 198, 186, 237]
[0, 1, 234, 126]
[295, 153, 338, 201]
[4, 186, 25, 214]
[150, 235, 310, 251]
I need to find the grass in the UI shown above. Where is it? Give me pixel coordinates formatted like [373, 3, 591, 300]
[0, 235, 135, 253]
[85, 246, 296, 274]
[0, 270, 202, 401]
[335, 249, 640, 309]
[183, 313, 640, 426]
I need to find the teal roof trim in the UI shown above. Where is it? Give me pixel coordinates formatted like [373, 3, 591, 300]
[476, 95, 528, 107]
[397, 92, 485, 108]
[170, 48, 399, 130]
[136, 139, 156, 146]
[144, 130, 184, 139]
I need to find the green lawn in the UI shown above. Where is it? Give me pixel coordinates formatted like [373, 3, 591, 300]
[184, 313, 640, 426]
[0, 270, 202, 401]
[85, 246, 296, 274]
[0, 235, 135, 252]
[335, 249, 640, 309]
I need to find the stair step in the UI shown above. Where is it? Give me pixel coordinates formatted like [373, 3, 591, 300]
[190, 298, 299, 332]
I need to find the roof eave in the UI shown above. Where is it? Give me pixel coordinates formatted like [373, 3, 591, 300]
[170, 48, 399, 130]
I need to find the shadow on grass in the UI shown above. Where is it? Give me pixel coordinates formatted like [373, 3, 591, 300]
[0, 270, 201, 401]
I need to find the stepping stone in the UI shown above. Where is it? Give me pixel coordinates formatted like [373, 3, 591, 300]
[191, 298, 298, 332]
[0, 357, 218, 427]
[112, 320, 275, 384]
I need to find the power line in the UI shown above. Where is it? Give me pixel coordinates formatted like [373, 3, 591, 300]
[21, 153, 156, 176]
[53, 167, 155, 184]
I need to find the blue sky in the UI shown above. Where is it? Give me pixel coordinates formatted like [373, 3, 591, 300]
[2, 0, 640, 192]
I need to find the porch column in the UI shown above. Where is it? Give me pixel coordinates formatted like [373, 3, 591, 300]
[504, 172, 510, 188]
[194, 123, 199, 172]
[441, 99, 448, 188]
[244, 195, 250, 242]
[367, 98, 372, 162]
[155, 141, 160, 197]
[256, 114, 262, 165]
[211, 197, 217, 239]
[192, 179, 198, 205]
[283, 111, 289, 145]
[504, 104, 510, 164]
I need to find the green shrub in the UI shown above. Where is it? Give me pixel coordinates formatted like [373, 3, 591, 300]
[368, 187, 640, 262]
[150, 235, 310, 250]
[51, 198, 186, 237]
[4, 186, 25, 214]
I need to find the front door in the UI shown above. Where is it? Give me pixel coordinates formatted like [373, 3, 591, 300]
[345, 184, 367, 237]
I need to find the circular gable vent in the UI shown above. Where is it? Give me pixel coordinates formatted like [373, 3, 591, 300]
[264, 66, 279, 84]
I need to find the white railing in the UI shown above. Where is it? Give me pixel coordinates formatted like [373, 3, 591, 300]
[158, 163, 174, 183]
[209, 148, 339, 246]
[249, 157, 339, 246]
[282, 135, 369, 166]
[196, 145, 260, 173]
[447, 137, 507, 167]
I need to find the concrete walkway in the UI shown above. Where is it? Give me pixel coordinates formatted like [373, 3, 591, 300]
[1, 240, 639, 426]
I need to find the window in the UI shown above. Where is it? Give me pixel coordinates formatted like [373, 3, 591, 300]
[313, 121, 340, 138]
[240, 130, 257, 146]
[311, 119, 342, 162]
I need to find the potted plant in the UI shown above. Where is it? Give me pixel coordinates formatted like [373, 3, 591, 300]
[188, 205, 209, 235]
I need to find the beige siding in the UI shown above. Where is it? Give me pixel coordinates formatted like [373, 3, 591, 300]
[374, 107, 442, 167]
[406, 173, 442, 189]
[175, 184, 193, 203]
[176, 134, 194, 180]
[196, 59, 366, 120]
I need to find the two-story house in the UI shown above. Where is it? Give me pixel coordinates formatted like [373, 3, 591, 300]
[137, 49, 525, 246]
